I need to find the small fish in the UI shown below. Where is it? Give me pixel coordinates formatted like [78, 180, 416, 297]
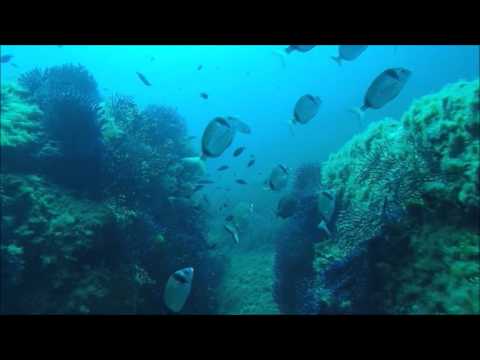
[207, 243, 217, 250]
[0, 55, 14, 63]
[149, 56, 156, 62]
[200, 92, 208, 99]
[197, 65, 203, 71]
[331, 45, 368, 66]
[217, 165, 229, 171]
[164, 267, 194, 313]
[350, 68, 412, 124]
[136, 72, 152, 86]
[186, 136, 197, 141]
[233, 147, 246, 157]
[192, 185, 204, 192]
[285, 45, 316, 54]
[198, 179, 215, 185]
[247, 159, 256, 168]
[10, 63, 19, 68]
[225, 215, 234, 222]
[235, 179, 247, 185]
[224, 223, 240, 244]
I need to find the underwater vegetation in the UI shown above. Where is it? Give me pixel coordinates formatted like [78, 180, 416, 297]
[1, 64, 226, 314]
[273, 80, 479, 314]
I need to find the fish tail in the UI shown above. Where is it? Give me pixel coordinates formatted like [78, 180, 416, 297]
[272, 50, 287, 68]
[331, 56, 342, 66]
[287, 118, 296, 136]
[348, 107, 366, 128]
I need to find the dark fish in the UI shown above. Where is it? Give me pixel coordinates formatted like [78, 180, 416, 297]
[10, 63, 19, 68]
[0, 55, 14, 63]
[198, 179, 215, 185]
[207, 243, 217, 250]
[217, 165, 229, 171]
[193, 185, 204, 192]
[276, 194, 298, 219]
[351, 67, 412, 122]
[225, 215, 234, 222]
[200, 92, 208, 99]
[235, 179, 247, 185]
[247, 159, 256, 168]
[285, 45, 316, 54]
[136, 72, 152, 86]
[293, 94, 322, 125]
[197, 65, 203, 70]
[233, 147, 246, 157]
[331, 45, 368, 66]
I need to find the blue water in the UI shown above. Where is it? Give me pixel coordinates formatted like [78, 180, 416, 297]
[2, 44, 478, 210]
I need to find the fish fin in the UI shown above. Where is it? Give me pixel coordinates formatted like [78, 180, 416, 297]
[233, 231, 240, 244]
[272, 50, 287, 68]
[331, 56, 342, 66]
[287, 118, 296, 136]
[348, 107, 366, 128]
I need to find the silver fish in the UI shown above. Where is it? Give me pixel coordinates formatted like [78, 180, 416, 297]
[293, 94, 322, 125]
[331, 45, 368, 66]
[351, 68, 412, 123]
[201, 117, 236, 157]
[163, 267, 194, 313]
[266, 164, 289, 191]
[224, 222, 240, 244]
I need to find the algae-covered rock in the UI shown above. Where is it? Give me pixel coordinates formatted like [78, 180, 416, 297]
[0, 174, 118, 313]
[305, 80, 480, 314]
[1, 83, 45, 172]
[384, 225, 479, 314]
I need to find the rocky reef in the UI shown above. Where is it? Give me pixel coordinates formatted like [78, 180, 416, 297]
[273, 80, 479, 314]
[1, 64, 225, 314]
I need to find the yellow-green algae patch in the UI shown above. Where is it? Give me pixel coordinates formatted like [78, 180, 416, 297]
[1, 83, 43, 148]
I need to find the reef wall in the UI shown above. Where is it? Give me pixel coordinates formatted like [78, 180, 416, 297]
[1, 64, 226, 314]
[273, 80, 479, 314]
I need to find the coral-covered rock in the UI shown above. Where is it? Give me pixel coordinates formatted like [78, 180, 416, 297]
[278, 80, 479, 314]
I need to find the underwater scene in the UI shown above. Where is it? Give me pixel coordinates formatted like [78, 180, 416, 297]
[0, 45, 479, 314]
